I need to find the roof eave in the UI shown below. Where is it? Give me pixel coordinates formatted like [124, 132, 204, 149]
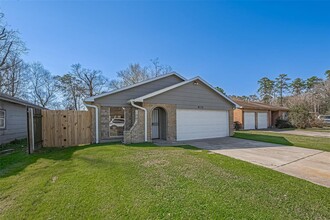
[0, 96, 45, 109]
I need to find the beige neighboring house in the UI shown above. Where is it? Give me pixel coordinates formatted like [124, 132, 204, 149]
[233, 99, 289, 130]
[84, 73, 238, 144]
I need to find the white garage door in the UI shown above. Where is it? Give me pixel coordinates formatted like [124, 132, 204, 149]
[257, 112, 268, 129]
[244, 112, 255, 130]
[176, 109, 229, 141]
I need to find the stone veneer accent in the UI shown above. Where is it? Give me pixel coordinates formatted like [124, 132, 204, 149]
[123, 109, 145, 144]
[100, 107, 110, 139]
[99, 106, 134, 141]
[143, 103, 177, 142]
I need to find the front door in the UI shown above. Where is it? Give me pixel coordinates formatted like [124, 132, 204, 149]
[152, 109, 159, 139]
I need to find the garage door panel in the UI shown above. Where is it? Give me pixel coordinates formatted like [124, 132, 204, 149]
[257, 112, 268, 129]
[244, 112, 255, 130]
[176, 109, 229, 141]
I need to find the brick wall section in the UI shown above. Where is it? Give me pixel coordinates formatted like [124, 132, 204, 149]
[143, 103, 177, 142]
[267, 111, 272, 128]
[233, 109, 243, 129]
[123, 109, 145, 144]
[228, 109, 234, 136]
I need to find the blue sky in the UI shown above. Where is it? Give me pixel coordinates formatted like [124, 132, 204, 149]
[1, 1, 330, 96]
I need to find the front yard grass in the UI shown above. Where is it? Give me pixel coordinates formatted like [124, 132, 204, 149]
[234, 130, 330, 152]
[1, 143, 329, 219]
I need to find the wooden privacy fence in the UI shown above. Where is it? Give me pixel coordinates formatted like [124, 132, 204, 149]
[42, 110, 93, 147]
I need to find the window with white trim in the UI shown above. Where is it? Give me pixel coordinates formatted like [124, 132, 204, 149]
[0, 110, 5, 129]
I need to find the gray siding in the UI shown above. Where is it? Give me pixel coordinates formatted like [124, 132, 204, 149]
[0, 100, 27, 144]
[144, 80, 234, 110]
[95, 75, 183, 106]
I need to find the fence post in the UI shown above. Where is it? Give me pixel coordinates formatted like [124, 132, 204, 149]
[27, 108, 34, 154]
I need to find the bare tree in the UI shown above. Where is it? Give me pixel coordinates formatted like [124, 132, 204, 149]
[314, 79, 330, 114]
[0, 55, 28, 97]
[149, 58, 172, 77]
[0, 13, 27, 72]
[70, 63, 108, 97]
[55, 74, 85, 110]
[27, 62, 57, 108]
[0, 12, 27, 97]
[109, 63, 149, 89]
[109, 59, 173, 89]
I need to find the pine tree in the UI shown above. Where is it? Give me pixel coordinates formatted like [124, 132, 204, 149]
[275, 74, 290, 106]
[258, 77, 275, 104]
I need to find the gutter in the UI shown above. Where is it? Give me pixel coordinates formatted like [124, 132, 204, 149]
[130, 100, 148, 142]
[84, 103, 99, 144]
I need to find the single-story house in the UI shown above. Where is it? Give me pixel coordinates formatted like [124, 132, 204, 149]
[233, 99, 289, 130]
[84, 73, 238, 143]
[0, 93, 44, 145]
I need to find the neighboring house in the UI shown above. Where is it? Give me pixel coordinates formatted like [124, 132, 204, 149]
[0, 93, 44, 145]
[233, 99, 289, 130]
[84, 73, 238, 143]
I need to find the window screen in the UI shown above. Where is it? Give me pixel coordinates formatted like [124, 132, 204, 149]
[0, 110, 5, 129]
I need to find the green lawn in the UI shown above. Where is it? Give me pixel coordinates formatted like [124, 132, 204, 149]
[234, 130, 330, 152]
[1, 143, 329, 219]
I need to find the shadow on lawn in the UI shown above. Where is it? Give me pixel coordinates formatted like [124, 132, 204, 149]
[0, 142, 197, 178]
[0, 143, 105, 178]
[126, 142, 198, 150]
[234, 132, 294, 146]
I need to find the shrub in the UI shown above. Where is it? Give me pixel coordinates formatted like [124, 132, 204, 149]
[234, 121, 242, 130]
[288, 103, 310, 129]
[309, 117, 324, 128]
[275, 118, 292, 129]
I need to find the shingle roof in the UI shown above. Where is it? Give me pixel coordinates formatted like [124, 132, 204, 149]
[233, 99, 289, 111]
[84, 72, 186, 102]
[0, 93, 45, 109]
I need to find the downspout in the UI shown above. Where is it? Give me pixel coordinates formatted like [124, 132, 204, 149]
[130, 100, 148, 142]
[85, 103, 99, 144]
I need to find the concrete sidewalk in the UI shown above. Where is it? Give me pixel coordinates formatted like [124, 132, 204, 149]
[180, 137, 330, 188]
[263, 129, 330, 138]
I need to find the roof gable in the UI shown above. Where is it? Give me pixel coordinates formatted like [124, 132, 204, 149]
[132, 76, 238, 107]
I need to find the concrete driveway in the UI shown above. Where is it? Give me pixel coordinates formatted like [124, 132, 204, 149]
[263, 129, 330, 138]
[181, 137, 330, 188]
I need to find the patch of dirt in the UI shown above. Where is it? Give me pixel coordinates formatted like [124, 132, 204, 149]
[143, 159, 169, 167]
[51, 176, 58, 183]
